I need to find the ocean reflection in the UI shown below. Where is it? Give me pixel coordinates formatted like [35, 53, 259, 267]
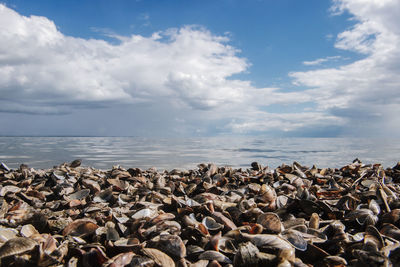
[0, 137, 398, 170]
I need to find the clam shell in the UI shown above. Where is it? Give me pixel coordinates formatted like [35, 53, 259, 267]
[129, 255, 155, 267]
[20, 224, 39, 238]
[131, 208, 158, 220]
[282, 229, 307, 251]
[0, 237, 37, 258]
[106, 252, 135, 267]
[62, 219, 99, 237]
[202, 216, 224, 232]
[67, 189, 90, 200]
[142, 248, 175, 267]
[151, 234, 186, 259]
[0, 228, 18, 243]
[257, 212, 283, 234]
[199, 250, 232, 263]
[240, 232, 293, 250]
[233, 242, 259, 266]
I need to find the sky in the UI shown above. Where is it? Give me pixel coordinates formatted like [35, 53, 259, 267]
[0, 0, 399, 137]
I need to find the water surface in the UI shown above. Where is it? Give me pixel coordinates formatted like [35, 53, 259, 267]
[0, 137, 399, 170]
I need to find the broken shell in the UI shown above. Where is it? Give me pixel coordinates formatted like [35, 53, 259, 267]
[67, 189, 90, 201]
[0, 237, 37, 259]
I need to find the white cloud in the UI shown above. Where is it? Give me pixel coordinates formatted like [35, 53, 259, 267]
[0, 4, 251, 112]
[303, 56, 342, 66]
[290, 0, 400, 136]
[0, 3, 319, 135]
[1, 1, 399, 136]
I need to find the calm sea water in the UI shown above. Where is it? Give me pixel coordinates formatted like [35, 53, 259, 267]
[0, 137, 399, 170]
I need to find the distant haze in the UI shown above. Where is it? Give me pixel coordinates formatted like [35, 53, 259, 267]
[0, 0, 399, 137]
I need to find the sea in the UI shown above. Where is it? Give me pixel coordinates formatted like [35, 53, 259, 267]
[0, 137, 399, 171]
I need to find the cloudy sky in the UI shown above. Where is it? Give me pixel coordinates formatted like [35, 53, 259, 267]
[0, 0, 399, 137]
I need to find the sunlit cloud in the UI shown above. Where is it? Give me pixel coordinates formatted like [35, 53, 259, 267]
[0, 0, 399, 136]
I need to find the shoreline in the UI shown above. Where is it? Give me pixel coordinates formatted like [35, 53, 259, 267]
[0, 159, 399, 266]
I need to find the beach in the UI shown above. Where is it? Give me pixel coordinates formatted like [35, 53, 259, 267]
[0, 159, 399, 266]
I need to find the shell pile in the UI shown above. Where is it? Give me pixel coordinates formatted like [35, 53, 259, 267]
[0, 159, 400, 266]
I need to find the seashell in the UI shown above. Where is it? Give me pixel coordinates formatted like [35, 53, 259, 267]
[305, 228, 327, 243]
[276, 195, 289, 209]
[142, 247, 175, 267]
[363, 225, 383, 252]
[0, 185, 21, 197]
[106, 252, 135, 267]
[106, 222, 120, 241]
[240, 232, 293, 250]
[282, 229, 307, 251]
[345, 208, 375, 225]
[0, 228, 18, 243]
[48, 217, 73, 232]
[131, 208, 158, 221]
[322, 255, 347, 267]
[150, 234, 186, 259]
[113, 238, 140, 250]
[93, 188, 114, 203]
[69, 159, 82, 168]
[309, 213, 319, 229]
[187, 245, 205, 260]
[41, 234, 57, 255]
[67, 189, 90, 201]
[258, 185, 277, 204]
[256, 212, 283, 234]
[108, 178, 128, 191]
[0, 237, 37, 258]
[202, 216, 224, 232]
[233, 241, 259, 267]
[128, 255, 155, 267]
[380, 223, 400, 241]
[20, 224, 39, 238]
[151, 213, 175, 224]
[381, 209, 400, 226]
[82, 179, 101, 193]
[278, 248, 295, 265]
[62, 219, 99, 237]
[52, 170, 65, 180]
[369, 199, 381, 215]
[282, 218, 306, 229]
[211, 212, 237, 231]
[0, 162, 10, 172]
[198, 250, 232, 263]
[71, 236, 86, 244]
[82, 246, 109, 267]
[296, 243, 329, 265]
[190, 259, 209, 267]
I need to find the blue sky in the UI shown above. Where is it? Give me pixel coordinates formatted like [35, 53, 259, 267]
[0, 0, 399, 137]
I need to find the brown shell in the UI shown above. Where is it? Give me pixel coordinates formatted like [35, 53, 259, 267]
[0, 237, 37, 258]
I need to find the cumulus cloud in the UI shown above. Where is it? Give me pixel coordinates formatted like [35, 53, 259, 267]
[290, 0, 400, 136]
[0, 4, 251, 112]
[0, 3, 319, 135]
[1, 1, 399, 136]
